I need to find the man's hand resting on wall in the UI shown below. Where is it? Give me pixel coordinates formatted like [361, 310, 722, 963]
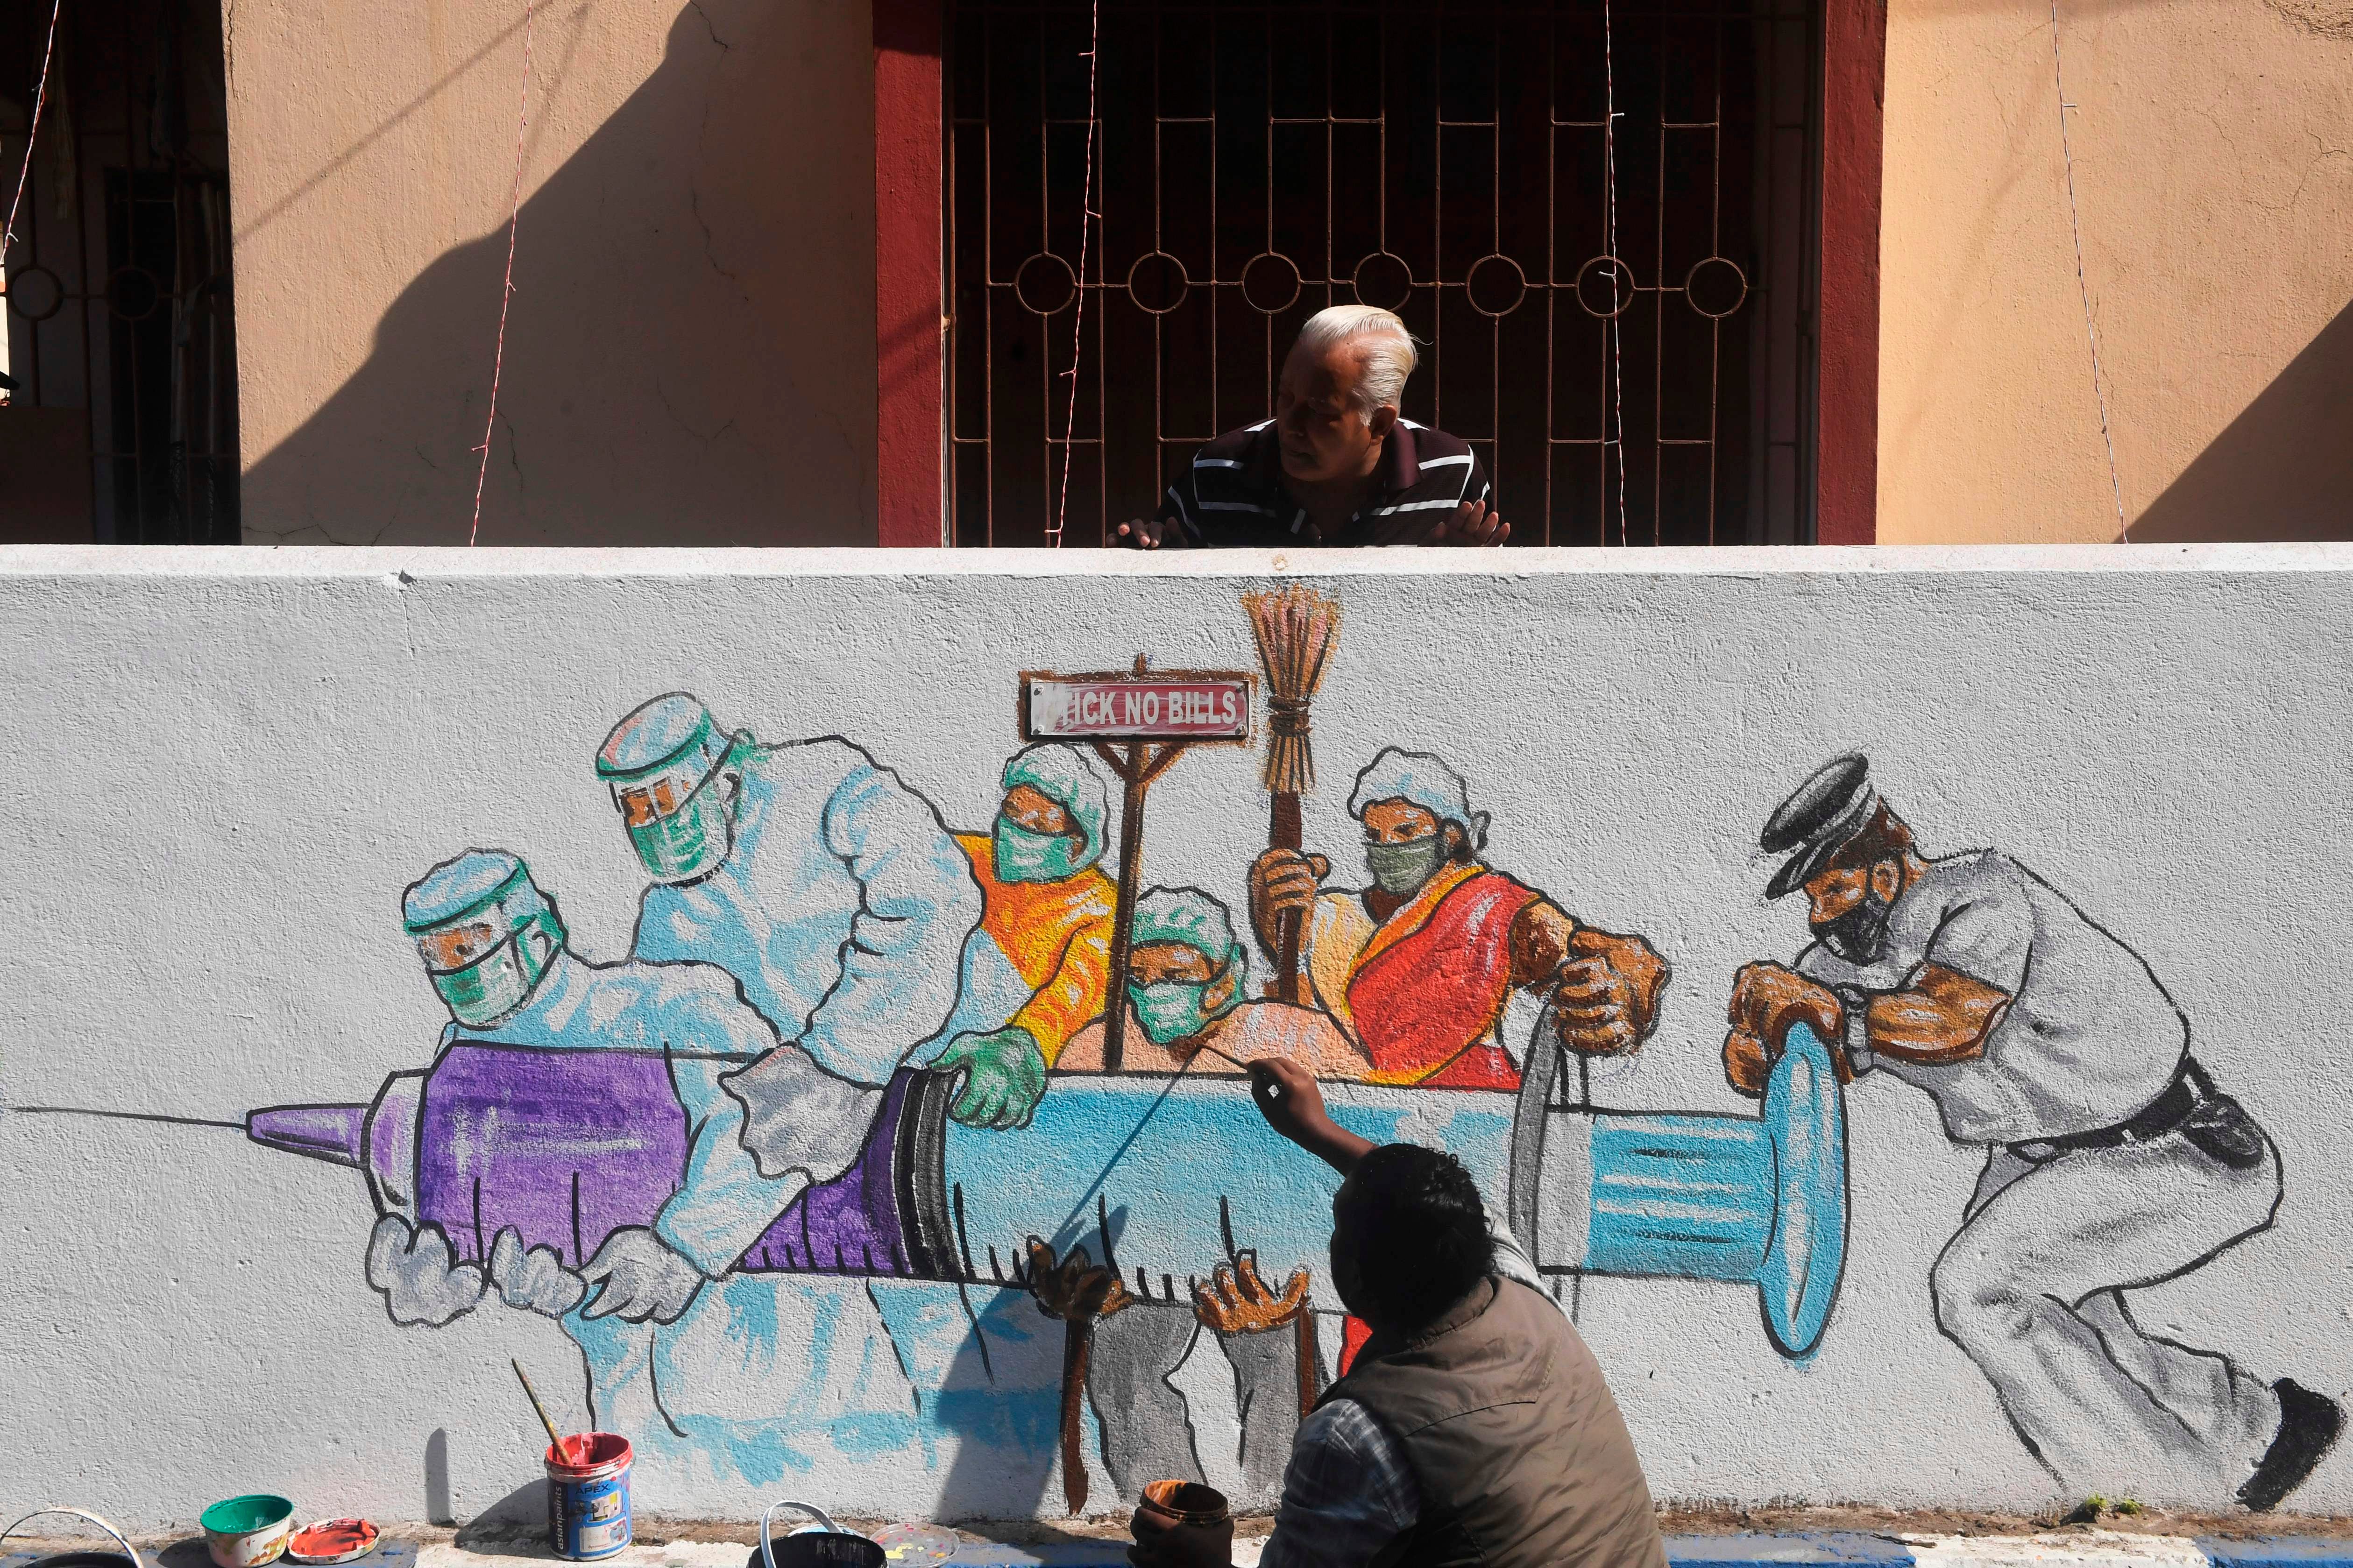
[1114, 518, 1183, 549]
[1427, 497, 1510, 546]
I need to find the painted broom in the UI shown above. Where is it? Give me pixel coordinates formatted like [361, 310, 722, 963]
[1243, 585, 1341, 1004]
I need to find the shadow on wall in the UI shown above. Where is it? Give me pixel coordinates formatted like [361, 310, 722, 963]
[2129, 295, 2353, 544]
[241, 0, 878, 546]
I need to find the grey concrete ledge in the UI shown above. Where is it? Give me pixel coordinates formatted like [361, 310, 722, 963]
[2, 541, 2353, 582]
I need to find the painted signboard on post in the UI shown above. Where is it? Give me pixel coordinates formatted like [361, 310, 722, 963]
[1022, 673, 1254, 742]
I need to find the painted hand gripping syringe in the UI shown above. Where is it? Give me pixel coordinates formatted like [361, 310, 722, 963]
[245, 1019, 1849, 1359]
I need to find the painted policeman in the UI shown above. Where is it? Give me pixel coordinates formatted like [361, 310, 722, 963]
[372, 850, 903, 1477]
[597, 693, 983, 1090]
[1726, 755, 2340, 1509]
[1247, 747, 1669, 1088]
[925, 744, 1122, 1128]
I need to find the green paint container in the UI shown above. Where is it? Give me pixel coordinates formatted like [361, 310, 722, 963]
[200, 1497, 297, 1568]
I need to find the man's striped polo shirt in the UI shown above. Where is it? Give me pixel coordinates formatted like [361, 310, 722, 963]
[1153, 419, 1494, 547]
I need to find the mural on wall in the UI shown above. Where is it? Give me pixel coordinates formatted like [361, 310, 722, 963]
[140, 581, 2330, 1518]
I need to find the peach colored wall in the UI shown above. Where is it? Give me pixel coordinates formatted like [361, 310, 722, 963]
[1878, 0, 2353, 544]
[227, 0, 878, 545]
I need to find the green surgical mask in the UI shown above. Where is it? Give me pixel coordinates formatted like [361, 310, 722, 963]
[1364, 832, 1447, 897]
[626, 775, 732, 883]
[430, 919, 558, 1027]
[994, 815, 1089, 884]
[1131, 948, 1241, 1045]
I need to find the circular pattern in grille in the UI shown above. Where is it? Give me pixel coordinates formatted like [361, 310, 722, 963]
[1684, 255, 1749, 318]
[1465, 254, 1527, 317]
[1014, 252, 1078, 316]
[105, 266, 165, 323]
[5, 264, 65, 322]
[1240, 252, 1303, 315]
[1350, 252, 1414, 312]
[1574, 255, 1638, 319]
[1126, 251, 1190, 315]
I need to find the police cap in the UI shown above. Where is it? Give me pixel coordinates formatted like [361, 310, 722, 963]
[1761, 754, 1878, 899]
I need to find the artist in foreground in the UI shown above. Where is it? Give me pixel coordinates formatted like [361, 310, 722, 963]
[1113, 305, 1509, 549]
[1130, 1058, 1668, 1568]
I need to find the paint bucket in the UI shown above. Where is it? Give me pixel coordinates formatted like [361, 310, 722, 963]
[0, 1510, 145, 1568]
[544, 1433, 633, 1561]
[757, 1504, 884, 1568]
[1135, 1481, 1230, 1532]
[200, 1498, 297, 1568]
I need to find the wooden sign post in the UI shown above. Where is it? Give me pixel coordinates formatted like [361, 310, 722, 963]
[1021, 656, 1254, 1072]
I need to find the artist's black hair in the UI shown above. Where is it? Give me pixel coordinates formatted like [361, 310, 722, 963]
[1333, 1143, 1496, 1333]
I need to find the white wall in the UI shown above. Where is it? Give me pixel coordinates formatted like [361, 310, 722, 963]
[1, 545, 2349, 1529]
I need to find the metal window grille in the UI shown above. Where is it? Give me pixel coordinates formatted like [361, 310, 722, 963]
[948, 0, 1820, 547]
[2, 0, 238, 544]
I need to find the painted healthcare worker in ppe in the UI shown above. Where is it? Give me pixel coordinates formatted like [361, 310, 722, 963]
[1058, 887, 1370, 1079]
[927, 744, 1120, 1129]
[600, 693, 983, 1089]
[1246, 747, 1671, 1088]
[372, 849, 910, 1485]
[1053, 886, 1338, 1506]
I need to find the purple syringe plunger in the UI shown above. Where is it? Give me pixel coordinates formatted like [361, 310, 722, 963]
[248, 1103, 368, 1168]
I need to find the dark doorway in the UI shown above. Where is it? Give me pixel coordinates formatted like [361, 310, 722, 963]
[2, 0, 238, 543]
[947, 0, 1821, 547]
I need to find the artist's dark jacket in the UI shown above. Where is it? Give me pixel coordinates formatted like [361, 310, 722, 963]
[1327, 1277, 1669, 1568]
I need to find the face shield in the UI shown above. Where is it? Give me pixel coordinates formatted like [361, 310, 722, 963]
[405, 857, 566, 1028]
[597, 696, 739, 884]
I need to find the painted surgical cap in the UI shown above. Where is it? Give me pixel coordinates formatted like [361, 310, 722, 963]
[1002, 743, 1110, 859]
[1347, 746, 1490, 850]
[1131, 886, 1246, 973]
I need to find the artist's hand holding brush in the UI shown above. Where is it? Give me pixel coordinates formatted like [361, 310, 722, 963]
[1246, 1058, 1373, 1177]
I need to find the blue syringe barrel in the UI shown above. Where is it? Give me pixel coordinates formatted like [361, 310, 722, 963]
[241, 1025, 1848, 1357]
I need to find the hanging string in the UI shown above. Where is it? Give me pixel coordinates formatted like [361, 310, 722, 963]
[3, 0, 65, 273]
[1048, 0, 1102, 547]
[1600, 0, 1629, 545]
[468, 0, 539, 547]
[2048, 0, 2127, 541]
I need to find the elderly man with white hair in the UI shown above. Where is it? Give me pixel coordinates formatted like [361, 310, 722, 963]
[1247, 747, 1671, 1089]
[1116, 305, 1508, 549]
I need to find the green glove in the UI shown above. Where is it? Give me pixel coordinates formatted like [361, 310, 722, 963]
[935, 1025, 1048, 1130]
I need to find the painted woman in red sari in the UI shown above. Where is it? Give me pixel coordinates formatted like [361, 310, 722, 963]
[1247, 747, 1670, 1092]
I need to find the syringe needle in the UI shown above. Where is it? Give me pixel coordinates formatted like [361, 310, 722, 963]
[2, 1105, 245, 1130]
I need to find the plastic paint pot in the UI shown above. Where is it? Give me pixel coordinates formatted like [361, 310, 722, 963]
[757, 1504, 884, 1568]
[759, 1536, 883, 1568]
[200, 1497, 297, 1568]
[1135, 1480, 1231, 1531]
[544, 1432, 633, 1560]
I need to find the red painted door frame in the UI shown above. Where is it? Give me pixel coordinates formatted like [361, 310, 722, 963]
[874, 0, 946, 546]
[1816, 0, 1886, 545]
[872, 0, 1885, 546]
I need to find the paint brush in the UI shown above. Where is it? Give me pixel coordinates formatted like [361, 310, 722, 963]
[1183, 1038, 1254, 1074]
[511, 1357, 568, 1463]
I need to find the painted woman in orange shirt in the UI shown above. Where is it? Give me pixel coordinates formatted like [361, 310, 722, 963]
[926, 743, 1120, 1128]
